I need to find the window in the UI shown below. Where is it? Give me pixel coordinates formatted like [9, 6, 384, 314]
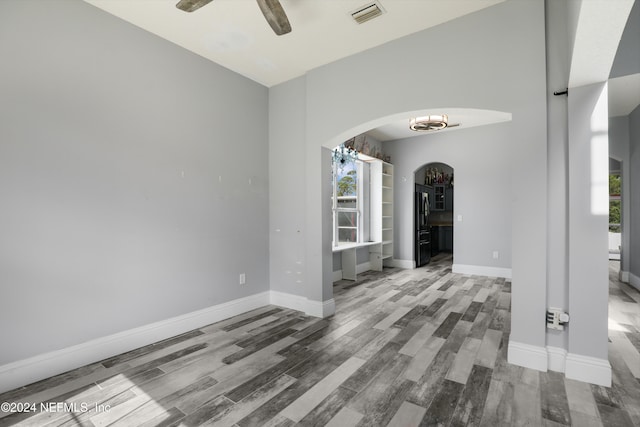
[609, 173, 621, 233]
[333, 159, 363, 245]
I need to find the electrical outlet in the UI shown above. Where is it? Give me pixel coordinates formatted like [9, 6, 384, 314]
[492, 251, 499, 259]
[239, 273, 246, 285]
[546, 307, 569, 331]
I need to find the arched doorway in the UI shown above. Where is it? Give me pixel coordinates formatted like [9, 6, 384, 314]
[318, 108, 512, 315]
[414, 162, 454, 267]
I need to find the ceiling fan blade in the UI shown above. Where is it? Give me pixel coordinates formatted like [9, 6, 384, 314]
[176, 0, 214, 13]
[256, 0, 291, 35]
[448, 123, 461, 128]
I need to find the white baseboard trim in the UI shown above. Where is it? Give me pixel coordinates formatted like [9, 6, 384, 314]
[391, 259, 415, 269]
[269, 291, 335, 318]
[507, 340, 548, 372]
[0, 291, 271, 394]
[565, 353, 611, 386]
[507, 340, 612, 386]
[620, 270, 629, 283]
[270, 290, 308, 313]
[306, 298, 336, 318]
[630, 272, 640, 291]
[547, 346, 567, 373]
[453, 264, 512, 279]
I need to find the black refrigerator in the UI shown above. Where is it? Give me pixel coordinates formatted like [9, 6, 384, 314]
[415, 185, 431, 267]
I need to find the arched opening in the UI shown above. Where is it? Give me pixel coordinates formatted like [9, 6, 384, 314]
[414, 162, 454, 268]
[321, 108, 512, 313]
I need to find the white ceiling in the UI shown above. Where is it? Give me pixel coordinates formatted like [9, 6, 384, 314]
[568, 0, 639, 121]
[84, 0, 638, 140]
[609, 73, 640, 117]
[568, 0, 635, 89]
[84, 0, 504, 87]
[366, 109, 512, 142]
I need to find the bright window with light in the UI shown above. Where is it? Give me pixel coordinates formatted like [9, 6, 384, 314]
[609, 173, 621, 233]
[333, 160, 363, 245]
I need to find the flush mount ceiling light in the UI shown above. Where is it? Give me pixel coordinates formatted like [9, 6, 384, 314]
[409, 115, 449, 131]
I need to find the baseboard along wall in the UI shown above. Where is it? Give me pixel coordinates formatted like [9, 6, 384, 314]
[0, 292, 270, 394]
[387, 258, 412, 269]
[0, 289, 334, 394]
[453, 264, 512, 279]
[1, 277, 612, 395]
[507, 340, 611, 386]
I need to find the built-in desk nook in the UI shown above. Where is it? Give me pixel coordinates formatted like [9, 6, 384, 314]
[331, 158, 394, 281]
[331, 146, 394, 281]
[332, 241, 386, 281]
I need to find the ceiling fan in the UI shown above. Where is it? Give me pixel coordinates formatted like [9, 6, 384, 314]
[409, 115, 461, 132]
[176, 0, 292, 36]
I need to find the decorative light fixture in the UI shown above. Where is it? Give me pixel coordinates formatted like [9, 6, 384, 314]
[332, 142, 358, 169]
[409, 114, 449, 131]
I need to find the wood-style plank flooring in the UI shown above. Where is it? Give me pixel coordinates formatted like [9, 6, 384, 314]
[1, 255, 639, 426]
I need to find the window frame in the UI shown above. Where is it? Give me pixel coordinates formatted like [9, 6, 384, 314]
[332, 159, 364, 246]
[609, 172, 621, 233]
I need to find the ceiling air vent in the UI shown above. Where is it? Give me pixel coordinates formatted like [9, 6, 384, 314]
[351, 1, 386, 24]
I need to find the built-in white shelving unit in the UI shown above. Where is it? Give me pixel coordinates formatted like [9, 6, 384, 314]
[369, 160, 394, 270]
[333, 158, 393, 281]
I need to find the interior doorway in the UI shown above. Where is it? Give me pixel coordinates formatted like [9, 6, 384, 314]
[609, 158, 622, 261]
[414, 162, 454, 267]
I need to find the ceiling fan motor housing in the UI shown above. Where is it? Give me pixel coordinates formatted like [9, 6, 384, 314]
[410, 115, 448, 131]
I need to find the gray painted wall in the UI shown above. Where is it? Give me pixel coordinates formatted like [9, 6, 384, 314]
[609, 115, 631, 274]
[269, 77, 307, 296]
[283, 0, 549, 350]
[567, 83, 610, 360]
[0, 0, 269, 365]
[385, 124, 512, 270]
[2, 0, 623, 383]
[609, 0, 640, 288]
[545, 0, 571, 351]
[630, 105, 640, 281]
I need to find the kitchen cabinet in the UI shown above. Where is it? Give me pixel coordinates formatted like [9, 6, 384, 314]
[432, 184, 453, 211]
[445, 187, 454, 211]
[430, 226, 439, 255]
[433, 184, 445, 211]
[441, 226, 453, 252]
[429, 224, 453, 253]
